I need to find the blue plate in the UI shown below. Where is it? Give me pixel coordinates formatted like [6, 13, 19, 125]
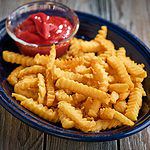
[0, 11, 150, 142]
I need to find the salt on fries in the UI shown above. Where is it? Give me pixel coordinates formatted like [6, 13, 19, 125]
[3, 26, 147, 132]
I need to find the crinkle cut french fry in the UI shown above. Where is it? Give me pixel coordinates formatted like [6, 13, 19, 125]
[3, 51, 35, 66]
[34, 53, 81, 69]
[47, 44, 56, 72]
[37, 73, 46, 104]
[96, 55, 109, 70]
[135, 83, 146, 96]
[91, 62, 109, 92]
[68, 38, 83, 56]
[45, 45, 56, 107]
[97, 26, 107, 39]
[55, 59, 71, 70]
[94, 26, 107, 41]
[97, 38, 115, 59]
[56, 78, 110, 104]
[99, 48, 116, 61]
[58, 101, 96, 132]
[55, 57, 86, 71]
[107, 56, 134, 89]
[12, 93, 58, 122]
[80, 40, 101, 53]
[91, 119, 121, 132]
[78, 77, 98, 89]
[107, 118, 122, 129]
[34, 52, 85, 69]
[12, 93, 30, 101]
[54, 67, 84, 82]
[58, 109, 74, 129]
[75, 65, 91, 74]
[94, 33, 115, 54]
[55, 90, 86, 106]
[100, 108, 134, 126]
[114, 110, 134, 126]
[42, 46, 56, 106]
[123, 57, 147, 78]
[125, 88, 142, 121]
[18, 65, 45, 78]
[55, 90, 73, 103]
[45, 70, 55, 107]
[7, 66, 24, 86]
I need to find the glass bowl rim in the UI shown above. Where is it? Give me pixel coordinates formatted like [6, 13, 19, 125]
[5, 1, 79, 47]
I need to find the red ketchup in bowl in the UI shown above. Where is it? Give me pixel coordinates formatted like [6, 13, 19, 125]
[15, 12, 73, 57]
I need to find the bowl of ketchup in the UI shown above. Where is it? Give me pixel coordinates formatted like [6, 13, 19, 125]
[6, 1, 79, 57]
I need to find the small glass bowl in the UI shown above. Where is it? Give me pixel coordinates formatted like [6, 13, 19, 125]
[6, 1, 79, 57]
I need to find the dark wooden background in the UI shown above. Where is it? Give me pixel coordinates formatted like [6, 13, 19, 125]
[0, 0, 150, 150]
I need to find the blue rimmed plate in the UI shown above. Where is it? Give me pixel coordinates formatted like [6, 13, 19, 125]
[0, 11, 149, 142]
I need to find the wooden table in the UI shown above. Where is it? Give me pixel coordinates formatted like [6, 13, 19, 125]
[0, 0, 149, 149]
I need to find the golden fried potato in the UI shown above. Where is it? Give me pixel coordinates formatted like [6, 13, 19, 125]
[7, 66, 24, 86]
[37, 73, 46, 104]
[125, 88, 142, 121]
[100, 108, 134, 126]
[56, 78, 110, 104]
[12, 93, 58, 122]
[107, 56, 134, 89]
[4, 25, 147, 133]
[58, 101, 96, 132]
[3, 51, 35, 66]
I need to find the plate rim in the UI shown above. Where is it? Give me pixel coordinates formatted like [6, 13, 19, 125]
[0, 11, 150, 142]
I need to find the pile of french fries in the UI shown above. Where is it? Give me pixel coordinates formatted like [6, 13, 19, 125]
[2, 26, 147, 132]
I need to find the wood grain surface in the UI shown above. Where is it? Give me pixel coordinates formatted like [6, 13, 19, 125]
[0, 0, 149, 150]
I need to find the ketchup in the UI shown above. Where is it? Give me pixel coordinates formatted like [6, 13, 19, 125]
[15, 12, 73, 45]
